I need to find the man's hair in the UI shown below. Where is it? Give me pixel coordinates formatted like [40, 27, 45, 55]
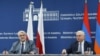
[76, 30, 85, 36]
[17, 30, 26, 36]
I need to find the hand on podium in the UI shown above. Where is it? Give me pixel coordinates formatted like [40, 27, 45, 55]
[29, 51, 35, 54]
[62, 49, 67, 56]
[62, 49, 67, 54]
[2, 50, 9, 54]
[84, 51, 93, 55]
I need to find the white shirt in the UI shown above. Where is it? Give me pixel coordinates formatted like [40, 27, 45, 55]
[78, 40, 84, 54]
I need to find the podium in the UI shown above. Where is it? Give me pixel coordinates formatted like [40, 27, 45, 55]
[0, 54, 97, 56]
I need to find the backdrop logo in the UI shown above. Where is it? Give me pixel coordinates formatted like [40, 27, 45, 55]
[23, 2, 59, 21]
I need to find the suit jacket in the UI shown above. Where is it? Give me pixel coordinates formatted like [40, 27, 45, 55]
[9, 40, 38, 54]
[67, 41, 95, 54]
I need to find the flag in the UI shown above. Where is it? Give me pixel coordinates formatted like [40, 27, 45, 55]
[27, 2, 34, 40]
[36, 1, 45, 54]
[94, 0, 100, 54]
[82, 0, 92, 43]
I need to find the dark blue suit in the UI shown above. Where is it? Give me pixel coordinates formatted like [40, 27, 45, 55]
[67, 41, 95, 54]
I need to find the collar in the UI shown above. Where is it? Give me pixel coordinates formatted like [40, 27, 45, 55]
[78, 40, 85, 44]
[20, 41, 26, 44]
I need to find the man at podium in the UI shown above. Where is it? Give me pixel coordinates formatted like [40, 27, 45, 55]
[3, 30, 38, 54]
[62, 30, 95, 54]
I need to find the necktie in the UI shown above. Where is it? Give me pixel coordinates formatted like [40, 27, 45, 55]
[21, 42, 24, 54]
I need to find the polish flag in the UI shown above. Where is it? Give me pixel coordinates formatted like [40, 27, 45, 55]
[36, 1, 45, 54]
[27, 2, 34, 41]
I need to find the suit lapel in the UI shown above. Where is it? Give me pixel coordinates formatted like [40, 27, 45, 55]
[15, 41, 21, 53]
[84, 41, 88, 51]
[76, 42, 78, 51]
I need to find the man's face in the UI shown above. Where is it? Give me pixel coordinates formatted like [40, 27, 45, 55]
[76, 34, 85, 42]
[18, 33, 26, 42]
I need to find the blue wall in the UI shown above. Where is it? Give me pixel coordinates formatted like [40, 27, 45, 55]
[0, 0, 98, 54]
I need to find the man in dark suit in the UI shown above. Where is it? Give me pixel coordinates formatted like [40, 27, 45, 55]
[62, 30, 95, 54]
[3, 30, 38, 54]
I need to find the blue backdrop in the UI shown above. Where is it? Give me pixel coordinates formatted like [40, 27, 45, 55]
[0, 0, 98, 54]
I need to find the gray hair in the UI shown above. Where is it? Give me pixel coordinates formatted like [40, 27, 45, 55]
[76, 30, 85, 36]
[17, 30, 26, 36]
